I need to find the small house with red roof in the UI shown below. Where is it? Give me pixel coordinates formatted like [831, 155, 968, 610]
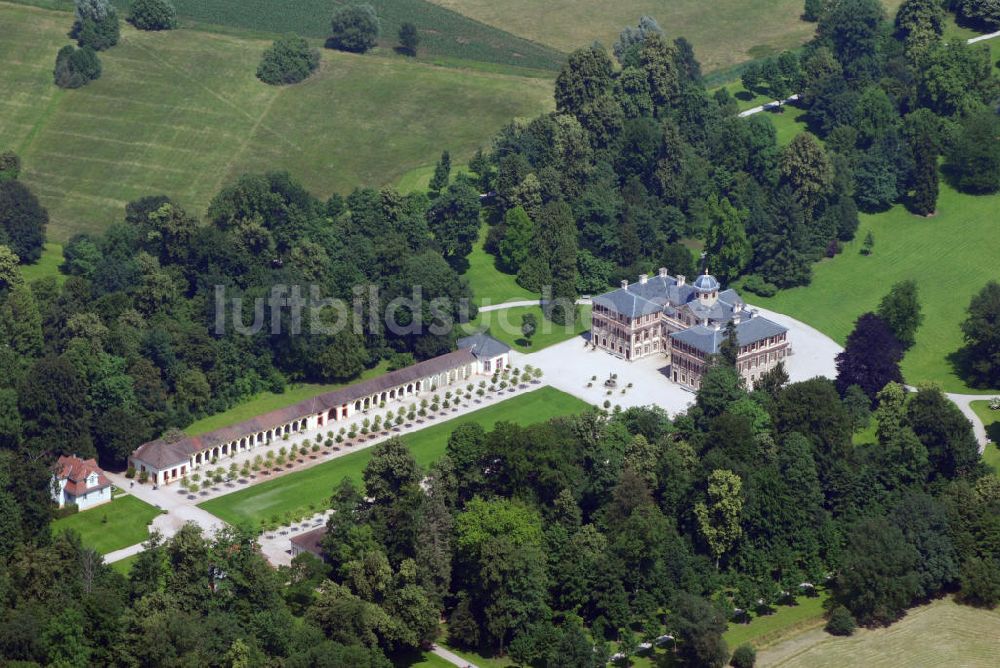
[53, 455, 112, 510]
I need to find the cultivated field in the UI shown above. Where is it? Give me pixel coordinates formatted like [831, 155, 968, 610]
[198, 387, 590, 525]
[428, 0, 904, 72]
[51, 494, 161, 554]
[750, 183, 1000, 394]
[757, 598, 1000, 667]
[0, 2, 553, 240]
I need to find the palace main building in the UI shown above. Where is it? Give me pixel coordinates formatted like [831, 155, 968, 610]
[590, 269, 790, 389]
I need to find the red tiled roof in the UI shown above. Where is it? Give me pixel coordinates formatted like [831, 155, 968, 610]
[132, 348, 478, 470]
[55, 455, 111, 495]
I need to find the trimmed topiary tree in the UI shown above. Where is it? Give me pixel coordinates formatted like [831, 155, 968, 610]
[128, 0, 177, 31]
[257, 34, 320, 85]
[329, 4, 379, 53]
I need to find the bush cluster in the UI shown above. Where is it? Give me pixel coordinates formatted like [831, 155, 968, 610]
[54, 45, 102, 89]
[257, 34, 320, 85]
[128, 0, 178, 31]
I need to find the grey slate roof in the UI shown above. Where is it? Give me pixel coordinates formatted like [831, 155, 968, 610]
[669, 315, 788, 355]
[132, 348, 478, 470]
[693, 273, 720, 292]
[457, 332, 511, 359]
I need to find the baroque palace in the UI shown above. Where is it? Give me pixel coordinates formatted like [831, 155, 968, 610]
[591, 268, 790, 389]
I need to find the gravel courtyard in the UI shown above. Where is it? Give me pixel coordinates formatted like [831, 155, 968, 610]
[520, 305, 841, 416]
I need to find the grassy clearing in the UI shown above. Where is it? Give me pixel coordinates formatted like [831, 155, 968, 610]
[427, 0, 903, 72]
[749, 182, 1000, 394]
[20, 242, 64, 284]
[184, 361, 391, 436]
[465, 304, 592, 353]
[198, 386, 591, 525]
[757, 597, 1000, 667]
[463, 224, 538, 307]
[0, 2, 553, 240]
[724, 592, 829, 650]
[391, 648, 454, 668]
[52, 494, 161, 554]
[109, 552, 140, 576]
[12, 0, 565, 71]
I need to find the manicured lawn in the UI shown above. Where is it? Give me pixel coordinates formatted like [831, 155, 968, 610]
[464, 304, 591, 353]
[757, 597, 1000, 667]
[184, 361, 390, 436]
[724, 592, 829, 649]
[198, 387, 591, 526]
[766, 106, 811, 146]
[463, 224, 538, 307]
[750, 181, 1000, 394]
[391, 648, 454, 668]
[970, 400, 1000, 475]
[427, 0, 902, 72]
[109, 552, 140, 576]
[0, 3, 553, 240]
[19, 242, 64, 284]
[52, 494, 161, 555]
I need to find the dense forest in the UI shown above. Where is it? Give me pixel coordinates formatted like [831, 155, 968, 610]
[477, 0, 1000, 298]
[0, 366, 996, 666]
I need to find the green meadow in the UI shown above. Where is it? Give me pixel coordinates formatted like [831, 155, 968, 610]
[428, 0, 903, 72]
[12, 0, 565, 71]
[198, 387, 590, 526]
[751, 182, 1000, 394]
[0, 2, 553, 240]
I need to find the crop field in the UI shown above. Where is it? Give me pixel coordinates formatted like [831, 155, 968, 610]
[427, 0, 904, 72]
[17, 0, 565, 71]
[757, 598, 1000, 667]
[199, 386, 590, 525]
[0, 2, 553, 240]
[750, 182, 1000, 394]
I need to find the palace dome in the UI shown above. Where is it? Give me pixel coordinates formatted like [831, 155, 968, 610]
[693, 272, 720, 292]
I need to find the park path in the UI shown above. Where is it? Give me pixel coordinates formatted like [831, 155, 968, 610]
[104, 540, 147, 564]
[431, 645, 479, 668]
[945, 393, 990, 452]
[477, 297, 591, 312]
[737, 31, 1000, 118]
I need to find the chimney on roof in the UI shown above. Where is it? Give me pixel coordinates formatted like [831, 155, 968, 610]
[639, 273, 648, 285]
[659, 267, 668, 278]
[677, 275, 686, 286]
[713, 323, 721, 331]
[733, 313, 742, 325]
[621, 279, 629, 289]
